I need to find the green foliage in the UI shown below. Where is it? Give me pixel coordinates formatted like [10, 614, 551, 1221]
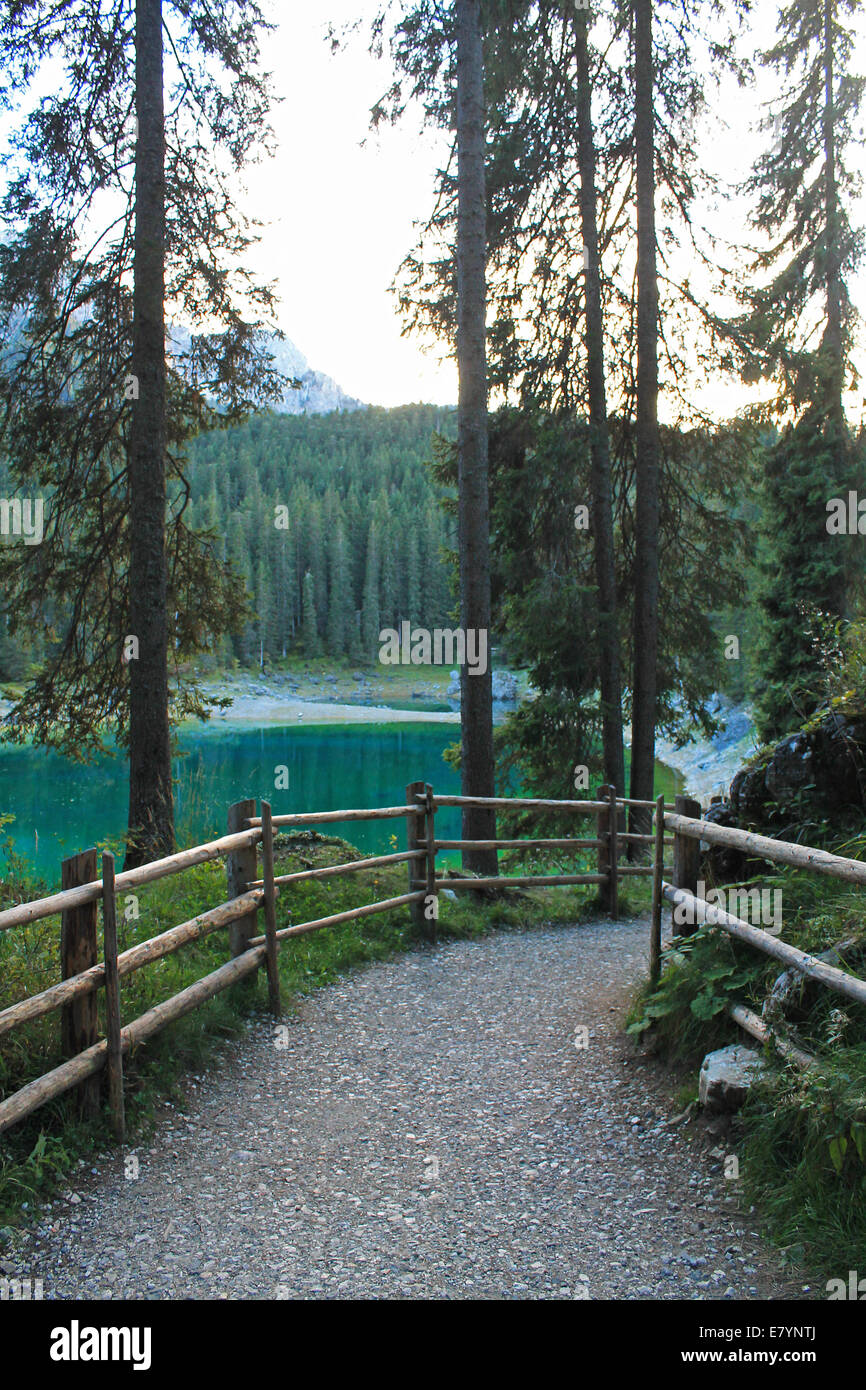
[183, 405, 457, 669]
[754, 414, 861, 741]
[740, 1046, 866, 1274]
[0, 0, 282, 756]
[470, 407, 746, 807]
[626, 926, 768, 1064]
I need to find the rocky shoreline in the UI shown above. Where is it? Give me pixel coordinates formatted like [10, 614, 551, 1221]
[653, 696, 758, 808]
[1, 673, 754, 797]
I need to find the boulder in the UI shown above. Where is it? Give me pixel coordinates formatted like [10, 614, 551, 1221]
[491, 671, 518, 702]
[729, 763, 770, 820]
[762, 716, 863, 810]
[699, 799, 747, 883]
[698, 1044, 766, 1113]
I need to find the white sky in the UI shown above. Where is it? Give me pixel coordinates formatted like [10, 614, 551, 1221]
[244, 0, 455, 407]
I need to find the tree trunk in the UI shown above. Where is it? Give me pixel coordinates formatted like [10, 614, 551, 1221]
[628, 0, 660, 844]
[573, 11, 625, 799]
[821, 0, 849, 619]
[455, 0, 497, 876]
[822, 0, 849, 603]
[126, 0, 174, 867]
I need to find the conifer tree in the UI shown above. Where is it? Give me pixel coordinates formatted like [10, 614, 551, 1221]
[735, 0, 864, 738]
[0, 0, 283, 861]
[302, 570, 320, 658]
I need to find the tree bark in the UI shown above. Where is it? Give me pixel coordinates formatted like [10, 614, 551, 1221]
[126, 0, 174, 867]
[573, 11, 625, 799]
[628, 0, 660, 842]
[821, 0, 849, 619]
[455, 0, 497, 876]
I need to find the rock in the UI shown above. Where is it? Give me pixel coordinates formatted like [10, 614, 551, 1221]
[491, 671, 518, 702]
[764, 733, 815, 804]
[729, 764, 770, 820]
[353, 672, 365, 682]
[699, 800, 748, 883]
[736, 713, 866, 816]
[698, 1044, 766, 1113]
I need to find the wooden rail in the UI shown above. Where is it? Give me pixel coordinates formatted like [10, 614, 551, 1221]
[653, 797, 866, 1054]
[3, 782, 859, 1142]
[0, 782, 673, 1139]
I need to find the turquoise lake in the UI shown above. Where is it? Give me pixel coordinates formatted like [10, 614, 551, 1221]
[0, 719, 682, 887]
[0, 722, 464, 885]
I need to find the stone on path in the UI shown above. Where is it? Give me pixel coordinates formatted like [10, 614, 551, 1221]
[699, 1043, 766, 1113]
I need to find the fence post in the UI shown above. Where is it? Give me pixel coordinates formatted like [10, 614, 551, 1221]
[423, 782, 438, 943]
[597, 784, 618, 916]
[406, 781, 426, 933]
[101, 851, 126, 1141]
[260, 800, 282, 1016]
[650, 794, 665, 986]
[673, 793, 702, 937]
[60, 848, 100, 1119]
[227, 799, 259, 957]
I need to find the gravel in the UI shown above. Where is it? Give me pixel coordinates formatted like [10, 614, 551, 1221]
[6, 918, 814, 1300]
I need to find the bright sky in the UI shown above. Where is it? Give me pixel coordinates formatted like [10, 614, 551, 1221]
[244, 1, 866, 418]
[244, 0, 455, 407]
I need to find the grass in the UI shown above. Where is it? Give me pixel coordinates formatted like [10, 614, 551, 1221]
[0, 828, 628, 1233]
[626, 857, 866, 1276]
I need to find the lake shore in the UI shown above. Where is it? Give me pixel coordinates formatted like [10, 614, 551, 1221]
[653, 696, 757, 806]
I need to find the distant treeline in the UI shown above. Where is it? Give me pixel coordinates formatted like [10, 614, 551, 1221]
[183, 404, 458, 668]
[0, 405, 458, 680]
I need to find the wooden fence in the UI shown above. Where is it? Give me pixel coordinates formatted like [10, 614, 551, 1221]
[0, 783, 675, 1140]
[657, 803, 866, 1066]
[5, 782, 862, 1140]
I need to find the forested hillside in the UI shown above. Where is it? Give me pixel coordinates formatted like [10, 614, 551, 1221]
[183, 405, 457, 669]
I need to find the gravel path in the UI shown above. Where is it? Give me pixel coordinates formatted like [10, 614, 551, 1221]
[9, 918, 814, 1300]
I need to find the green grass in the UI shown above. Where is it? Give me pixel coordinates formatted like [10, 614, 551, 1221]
[0, 829, 624, 1232]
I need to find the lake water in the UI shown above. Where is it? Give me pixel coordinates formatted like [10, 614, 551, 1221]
[0, 720, 681, 886]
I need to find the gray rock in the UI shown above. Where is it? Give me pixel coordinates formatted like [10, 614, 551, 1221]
[491, 671, 518, 702]
[699, 1044, 766, 1113]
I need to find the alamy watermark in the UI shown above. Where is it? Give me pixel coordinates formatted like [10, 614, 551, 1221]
[0, 1276, 43, 1300]
[826, 1270, 866, 1299]
[378, 621, 488, 676]
[0, 496, 43, 545]
[673, 879, 782, 934]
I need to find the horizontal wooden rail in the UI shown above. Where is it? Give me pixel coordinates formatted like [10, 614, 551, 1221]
[0, 947, 267, 1135]
[663, 812, 866, 887]
[250, 850, 424, 890]
[426, 795, 609, 812]
[248, 805, 417, 828]
[619, 864, 673, 877]
[0, 828, 263, 934]
[248, 891, 427, 947]
[618, 798, 677, 811]
[429, 873, 607, 890]
[662, 883, 866, 1008]
[0, 891, 264, 1039]
[726, 1002, 814, 1070]
[431, 837, 602, 851]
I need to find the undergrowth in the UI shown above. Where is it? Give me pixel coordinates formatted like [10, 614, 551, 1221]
[627, 858, 866, 1276]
